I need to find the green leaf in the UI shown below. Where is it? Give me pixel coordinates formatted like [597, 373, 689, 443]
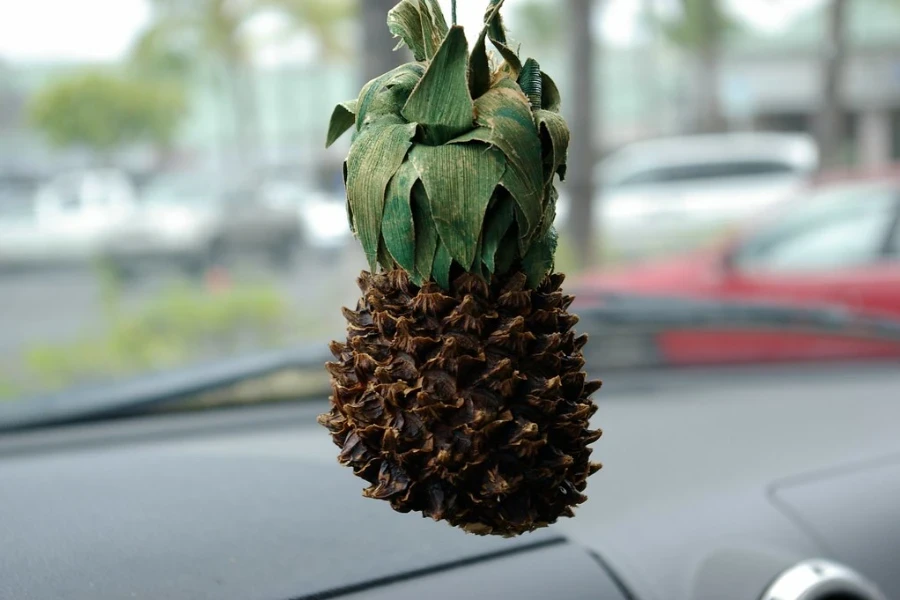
[470, 81, 543, 241]
[401, 26, 474, 143]
[412, 182, 438, 285]
[522, 227, 558, 288]
[409, 142, 505, 271]
[326, 100, 357, 148]
[387, 0, 448, 61]
[535, 109, 570, 183]
[539, 185, 558, 237]
[447, 127, 493, 145]
[541, 71, 561, 112]
[494, 223, 519, 274]
[473, 233, 488, 280]
[481, 192, 515, 273]
[356, 63, 425, 131]
[515, 205, 534, 255]
[484, 0, 508, 44]
[432, 239, 453, 290]
[342, 161, 351, 233]
[387, 1, 428, 61]
[378, 240, 395, 271]
[483, 0, 521, 77]
[382, 160, 419, 273]
[346, 122, 417, 271]
[468, 29, 491, 99]
[419, 0, 449, 58]
[490, 41, 522, 79]
[447, 107, 542, 247]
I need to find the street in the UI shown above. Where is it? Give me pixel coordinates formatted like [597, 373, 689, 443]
[0, 245, 369, 382]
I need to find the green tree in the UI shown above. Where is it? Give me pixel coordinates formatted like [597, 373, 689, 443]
[510, 0, 564, 52]
[28, 72, 186, 159]
[655, 0, 737, 132]
[132, 0, 354, 162]
[259, 0, 356, 59]
[132, 0, 258, 160]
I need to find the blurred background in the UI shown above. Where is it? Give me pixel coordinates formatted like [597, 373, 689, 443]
[1, 0, 899, 400]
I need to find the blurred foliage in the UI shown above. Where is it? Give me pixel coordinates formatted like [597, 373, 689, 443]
[28, 72, 187, 154]
[0, 379, 19, 401]
[258, 0, 356, 59]
[509, 1, 564, 49]
[132, 0, 255, 78]
[132, 0, 355, 78]
[131, 0, 354, 159]
[653, 0, 738, 51]
[22, 278, 293, 392]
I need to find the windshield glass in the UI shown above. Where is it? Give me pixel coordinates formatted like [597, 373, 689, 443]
[735, 185, 899, 273]
[0, 185, 35, 220]
[141, 175, 218, 206]
[1, 0, 899, 425]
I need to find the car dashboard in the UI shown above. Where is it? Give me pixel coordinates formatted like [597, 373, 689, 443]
[1, 363, 898, 600]
[0, 404, 628, 600]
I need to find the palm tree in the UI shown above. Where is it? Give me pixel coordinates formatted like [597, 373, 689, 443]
[132, 0, 354, 165]
[259, 0, 356, 59]
[567, 0, 599, 270]
[132, 0, 261, 163]
[656, 0, 735, 133]
[817, 0, 848, 169]
[512, 0, 565, 51]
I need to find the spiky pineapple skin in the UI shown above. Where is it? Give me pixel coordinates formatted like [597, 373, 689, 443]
[318, 269, 602, 537]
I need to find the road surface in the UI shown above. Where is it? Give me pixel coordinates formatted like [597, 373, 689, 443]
[0, 246, 369, 384]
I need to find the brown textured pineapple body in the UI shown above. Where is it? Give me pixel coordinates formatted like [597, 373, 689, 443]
[318, 269, 602, 537]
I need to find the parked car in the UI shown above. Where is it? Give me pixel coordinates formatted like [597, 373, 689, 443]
[258, 177, 351, 251]
[557, 132, 819, 259]
[0, 169, 137, 269]
[101, 172, 302, 274]
[573, 178, 900, 365]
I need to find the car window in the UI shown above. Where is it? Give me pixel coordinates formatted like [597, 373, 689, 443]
[55, 185, 83, 212]
[735, 188, 899, 273]
[142, 177, 216, 206]
[613, 160, 796, 188]
[888, 218, 900, 258]
[0, 186, 35, 220]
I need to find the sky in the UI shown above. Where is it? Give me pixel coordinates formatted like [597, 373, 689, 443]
[0, 0, 826, 64]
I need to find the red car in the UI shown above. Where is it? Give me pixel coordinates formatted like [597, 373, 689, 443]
[574, 178, 900, 365]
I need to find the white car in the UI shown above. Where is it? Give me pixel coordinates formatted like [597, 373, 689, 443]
[102, 172, 304, 274]
[0, 169, 137, 268]
[557, 132, 819, 259]
[258, 179, 350, 251]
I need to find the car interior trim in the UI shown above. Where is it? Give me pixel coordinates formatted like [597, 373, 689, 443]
[759, 559, 887, 600]
[286, 536, 567, 600]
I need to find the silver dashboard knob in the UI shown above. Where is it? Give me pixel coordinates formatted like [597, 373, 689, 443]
[760, 559, 887, 600]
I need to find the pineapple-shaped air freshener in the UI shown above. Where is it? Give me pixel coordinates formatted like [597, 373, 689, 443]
[318, 0, 602, 537]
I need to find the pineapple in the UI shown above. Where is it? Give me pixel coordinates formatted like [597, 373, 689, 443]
[318, 0, 602, 537]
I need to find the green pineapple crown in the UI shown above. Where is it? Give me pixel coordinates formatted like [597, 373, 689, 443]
[327, 0, 569, 290]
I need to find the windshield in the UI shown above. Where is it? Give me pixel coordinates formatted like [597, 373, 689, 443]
[735, 185, 900, 272]
[141, 175, 218, 206]
[0, 183, 35, 221]
[1, 0, 899, 430]
[4, 4, 900, 599]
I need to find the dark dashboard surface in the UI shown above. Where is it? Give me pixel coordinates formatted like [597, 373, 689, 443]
[0, 403, 625, 600]
[2, 362, 899, 600]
